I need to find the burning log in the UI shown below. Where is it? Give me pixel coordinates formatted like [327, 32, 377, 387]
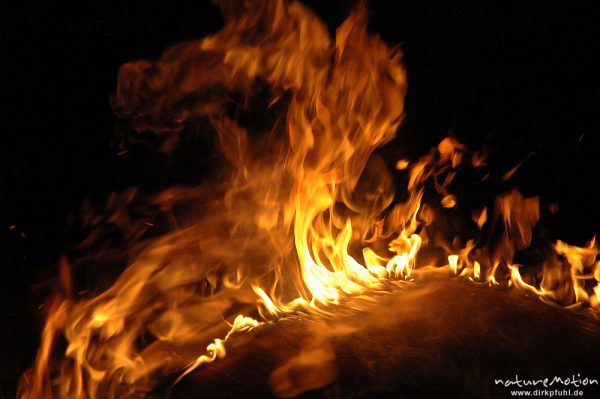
[172, 279, 600, 399]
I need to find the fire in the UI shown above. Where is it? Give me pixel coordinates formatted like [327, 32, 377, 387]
[19, 1, 599, 398]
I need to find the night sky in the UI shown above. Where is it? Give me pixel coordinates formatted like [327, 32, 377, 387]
[1, 1, 598, 396]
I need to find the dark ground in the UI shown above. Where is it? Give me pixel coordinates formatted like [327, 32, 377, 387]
[1, 1, 598, 397]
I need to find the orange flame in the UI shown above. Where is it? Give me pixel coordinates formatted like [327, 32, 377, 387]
[19, 1, 599, 398]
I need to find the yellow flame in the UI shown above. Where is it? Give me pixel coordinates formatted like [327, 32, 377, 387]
[19, 1, 599, 398]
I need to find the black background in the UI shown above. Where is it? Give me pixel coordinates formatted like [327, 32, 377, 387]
[1, 1, 598, 396]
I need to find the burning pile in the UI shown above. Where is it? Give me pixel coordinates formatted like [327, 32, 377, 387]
[19, 1, 599, 398]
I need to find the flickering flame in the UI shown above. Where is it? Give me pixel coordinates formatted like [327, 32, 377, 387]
[19, 1, 599, 398]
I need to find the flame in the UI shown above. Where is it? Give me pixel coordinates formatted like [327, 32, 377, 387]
[269, 339, 338, 398]
[472, 207, 487, 230]
[19, 1, 599, 398]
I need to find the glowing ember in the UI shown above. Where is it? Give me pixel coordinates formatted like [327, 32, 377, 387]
[18, 1, 599, 398]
